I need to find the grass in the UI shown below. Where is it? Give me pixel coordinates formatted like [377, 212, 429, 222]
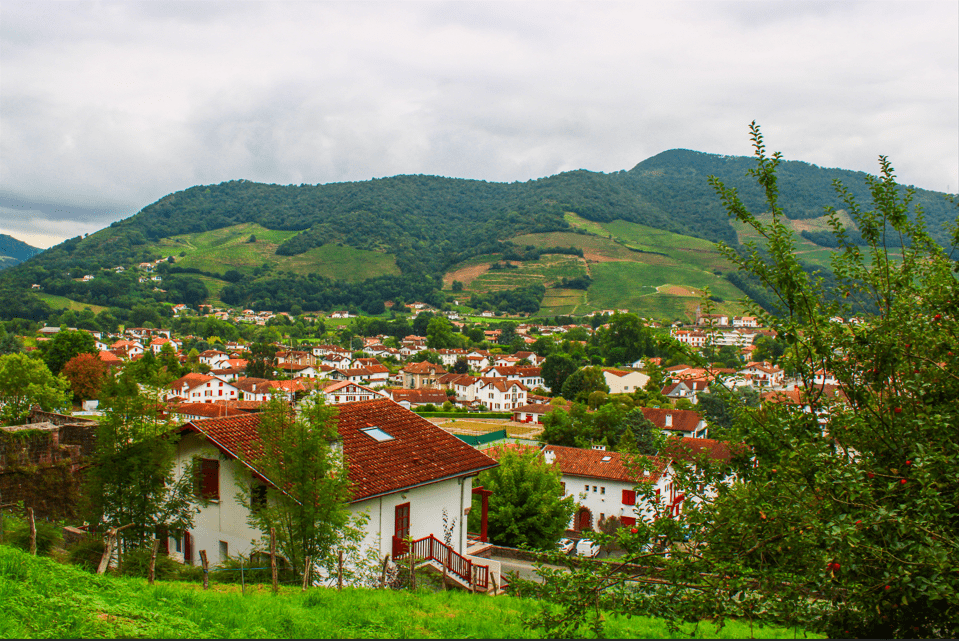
[147, 223, 399, 282]
[465, 254, 587, 293]
[0, 545, 812, 639]
[36, 294, 109, 315]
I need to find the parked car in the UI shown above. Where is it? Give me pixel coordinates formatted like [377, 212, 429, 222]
[575, 538, 601, 558]
[557, 537, 575, 555]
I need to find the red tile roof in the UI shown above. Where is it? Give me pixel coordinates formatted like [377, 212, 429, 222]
[543, 445, 668, 483]
[660, 436, 739, 464]
[180, 398, 497, 503]
[641, 407, 705, 433]
[387, 389, 450, 405]
[402, 361, 447, 375]
[169, 403, 249, 419]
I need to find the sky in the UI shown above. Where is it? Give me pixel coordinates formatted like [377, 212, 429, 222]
[1, 1, 957, 249]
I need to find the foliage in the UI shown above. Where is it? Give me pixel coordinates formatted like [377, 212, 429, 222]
[468, 448, 576, 550]
[518, 124, 959, 638]
[4, 515, 63, 556]
[82, 375, 199, 550]
[560, 366, 609, 403]
[540, 353, 579, 393]
[39, 329, 97, 376]
[61, 352, 109, 401]
[0, 353, 71, 425]
[238, 398, 358, 577]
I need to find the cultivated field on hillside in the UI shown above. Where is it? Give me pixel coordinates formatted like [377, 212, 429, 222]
[36, 294, 109, 315]
[147, 223, 400, 281]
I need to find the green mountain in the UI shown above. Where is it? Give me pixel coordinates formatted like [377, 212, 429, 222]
[1, 149, 954, 320]
[0, 234, 42, 270]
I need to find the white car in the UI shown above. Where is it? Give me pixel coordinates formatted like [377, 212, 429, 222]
[575, 538, 601, 558]
[557, 537, 576, 555]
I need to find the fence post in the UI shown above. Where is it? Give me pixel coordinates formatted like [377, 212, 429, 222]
[408, 539, 415, 590]
[97, 530, 116, 575]
[467, 559, 473, 593]
[380, 554, 390, 589]
[147, 538, 160, 584]
[27, 508, 36, 556]
[302, 556, 311, 592]
[491, 572, 498, 595]
[199, 550, 209, 590]
[337, 550, 343, 591]
[270, 527, 278, 593]
[240, 556, 245, 595]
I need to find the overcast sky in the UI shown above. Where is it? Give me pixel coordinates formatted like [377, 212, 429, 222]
[2, 1, 957, 249]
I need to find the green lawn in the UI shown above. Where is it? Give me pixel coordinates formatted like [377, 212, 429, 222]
[0, 545, 813, 639]
[36, 294, 109, 315]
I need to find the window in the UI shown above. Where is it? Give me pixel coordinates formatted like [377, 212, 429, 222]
[174, 534, 182, 553]
[219, 540, 229, 562]
[360, 426, 393, 442]
[601, 487, 605, 495]
[584, 484, 589, 492]
[593, 485, 598, 493]
[198, 458, 219, 500]
[622, 489, 636, 505]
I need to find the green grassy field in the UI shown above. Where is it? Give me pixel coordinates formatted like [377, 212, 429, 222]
[0, 545, 812, 639]
[37, 294, 109, 315]
[465, 254, 587, 293]
[148, 223, 399, 281]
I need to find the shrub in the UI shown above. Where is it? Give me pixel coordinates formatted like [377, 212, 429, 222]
[6, 516, 62, 556]
[68, 534, 106, 571]
[118, 547, 183, 581]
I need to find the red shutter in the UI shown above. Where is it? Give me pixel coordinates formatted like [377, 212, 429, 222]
[621, 516, 636, 526]
[622, 489, 636, 505]
[200, 459, 219, 500]
[560, 481, 566, 495]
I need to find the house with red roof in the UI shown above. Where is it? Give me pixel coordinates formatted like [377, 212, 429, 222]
[601, 368, 650, 395]
[169, 373, 239, 403]
[318, 381, 385, 405]
[401, 361, 447, 389]
[542, 445, 678, 530]
[170, 398, 499, 584]
[640, 407, 709, 439]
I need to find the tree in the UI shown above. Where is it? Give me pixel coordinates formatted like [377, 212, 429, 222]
[542, 353, 578, 394]
[451, 357, 469, 375]
[245, 342, 276, 379]
[239, 398, 357, 576]
[620, 408, 660, 456]
[83, 374, 199, 549]
[0, 353, 71, 424]
[468, 448, 576, 550]
[61, 352, 109, 403]
[40, 329, 97, 375]
[426, 316, 458, 349]
[561, 366, 609, 403]
[517, 124, 959, 638]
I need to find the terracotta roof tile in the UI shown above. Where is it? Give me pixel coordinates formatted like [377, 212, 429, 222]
[544, 445, 668, 483]
[641, 407, 705, 433]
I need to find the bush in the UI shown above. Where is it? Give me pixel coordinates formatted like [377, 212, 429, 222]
[118, 547, 183, 581]
[5, 516, 62, 556]
[68, 534, 106, 571]
[208, 552, 296, 585]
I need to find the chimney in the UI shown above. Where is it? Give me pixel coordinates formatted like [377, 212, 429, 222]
[665, 413, 673, 427]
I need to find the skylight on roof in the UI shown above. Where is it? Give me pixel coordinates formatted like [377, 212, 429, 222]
[360, 426, 394, 442]
[601, 456, 612, 462]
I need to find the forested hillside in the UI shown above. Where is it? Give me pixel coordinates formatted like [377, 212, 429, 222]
[2, 149, 954, 319]
[0, 234, 41, 269]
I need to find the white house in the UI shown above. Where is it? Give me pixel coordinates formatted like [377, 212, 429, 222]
[541, 445, 679, 530]
[482, 366, 545, 392]
[641, 407, 709, 439]
[601, 369, 650, 395]
[169, 373, 239, 403]
[170, 399, 499, 586]
[318, 381, 385, 405]
[475, 378, 527, 411]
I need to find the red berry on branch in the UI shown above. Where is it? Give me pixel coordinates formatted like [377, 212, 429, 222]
[630, 528, 638, 534]
[868, 472, 875, 478]
[894, 407, 902, 414]
[885, 585, 891, 590]
[906, 460, 911, 465]
[855, 520, 861, 525]
[900, 479, 907, 485]
[934, 314, 942, 320]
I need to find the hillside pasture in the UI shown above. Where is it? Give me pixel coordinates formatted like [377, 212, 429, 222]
[36, 294, 109, 315]
[460, 254, 588, 293]
[539, 288, 587, 316]
[147, 223, 399, 282]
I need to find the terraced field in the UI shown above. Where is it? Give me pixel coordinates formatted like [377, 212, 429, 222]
[147, 223, 399, 281]
[465, 254, 587, 293]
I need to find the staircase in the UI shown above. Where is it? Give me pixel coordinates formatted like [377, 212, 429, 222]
[395, 535, 500, 593]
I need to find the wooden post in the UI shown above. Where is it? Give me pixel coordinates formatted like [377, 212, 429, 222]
[240, 556, 246, 595]
[147, 539, 160, 584]
[380, 555, 390, 589]
[337, 550, 343, 591]
[408, 541, 415, 590]
[491, 573, 498, 595]
[301, 556, 311, 591]
[27, 508, 36, 556]
[98, 531, 116, 574]
[270, 527, 278, 593]
[199, 550, 209, 590]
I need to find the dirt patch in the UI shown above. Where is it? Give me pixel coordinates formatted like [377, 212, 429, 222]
[444, 262, 492, 288]
[658, 285, 699, 296]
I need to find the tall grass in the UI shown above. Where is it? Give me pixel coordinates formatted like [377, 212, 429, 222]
[0, 545, 813, 639]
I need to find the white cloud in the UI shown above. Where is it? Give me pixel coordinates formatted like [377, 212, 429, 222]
[1, 1, 956, 248]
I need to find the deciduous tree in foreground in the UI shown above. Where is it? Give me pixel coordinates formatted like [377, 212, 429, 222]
[516, 123, 958, 638]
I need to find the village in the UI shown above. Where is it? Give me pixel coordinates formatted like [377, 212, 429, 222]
[0, 299, 851, 594]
